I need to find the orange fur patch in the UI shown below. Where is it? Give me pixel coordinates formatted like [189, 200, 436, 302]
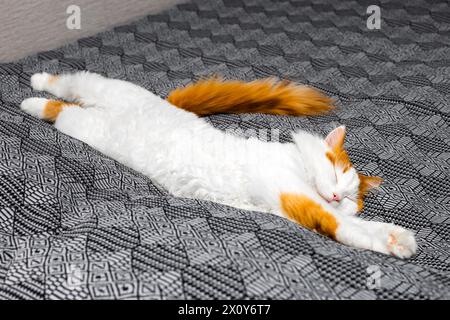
[280, 193, 338, 239]
[357, 175, 383, 211]
[43, 100, 79, 122]
[326, 148, 352, 173]
[336, 150, 352, 173]
[326, 151, 335, 164]
[167, 77, 334, 116]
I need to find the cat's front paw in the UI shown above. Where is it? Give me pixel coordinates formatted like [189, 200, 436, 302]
[31, 72, 53, 91]
[379, 225, 417, 259]
[20, 97, 49, 119]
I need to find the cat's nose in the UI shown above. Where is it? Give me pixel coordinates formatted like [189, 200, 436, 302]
[332, 193, 340, 201]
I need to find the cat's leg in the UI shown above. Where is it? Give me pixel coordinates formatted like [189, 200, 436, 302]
[338, 216, 417, 258]
[52, 106, 106, 148]
[20, 98, 81, 122]
[30, 71, 152, 108]
[30, 72, 94, 101]
[279, 193, 416, 258]
[21, 96, 106, 149]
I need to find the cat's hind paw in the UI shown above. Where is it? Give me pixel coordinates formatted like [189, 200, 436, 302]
[20, 97, 49, 119]
[31, 72, 55, 91]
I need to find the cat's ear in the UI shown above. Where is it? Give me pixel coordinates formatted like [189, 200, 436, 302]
[325, 125, 346, 150]
[359, 174, 383, 192]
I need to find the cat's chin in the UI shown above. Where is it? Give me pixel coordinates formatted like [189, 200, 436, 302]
[328, 201, 340, 208]
[335, 198, 359, 216]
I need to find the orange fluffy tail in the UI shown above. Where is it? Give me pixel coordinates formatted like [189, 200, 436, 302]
[166, 77, 334, 116]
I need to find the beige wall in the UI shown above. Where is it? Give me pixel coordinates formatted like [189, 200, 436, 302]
[1, 0, 185, 62]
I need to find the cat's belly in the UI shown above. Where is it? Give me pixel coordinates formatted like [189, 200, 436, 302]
[70, 106, 296, 218]
[88, 110, 252, 207]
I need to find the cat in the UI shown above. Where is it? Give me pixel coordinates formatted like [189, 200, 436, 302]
[20, 71, 417, 258]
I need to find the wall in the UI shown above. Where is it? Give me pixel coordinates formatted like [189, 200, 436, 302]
[1, 0, 185, 62]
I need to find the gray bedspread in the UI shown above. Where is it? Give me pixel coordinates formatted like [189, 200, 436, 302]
[0, 0, 449, 299]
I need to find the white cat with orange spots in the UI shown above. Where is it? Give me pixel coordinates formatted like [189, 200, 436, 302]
[20, 71, 417, 258]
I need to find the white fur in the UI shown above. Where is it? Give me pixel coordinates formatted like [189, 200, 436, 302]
[21, 72, 417, 258]
[30, 72, 51, 91]
[20, 97, 48, 118]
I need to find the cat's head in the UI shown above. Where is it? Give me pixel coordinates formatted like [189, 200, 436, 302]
[321, 126, 382, 213]
[293, 126, 382, 214]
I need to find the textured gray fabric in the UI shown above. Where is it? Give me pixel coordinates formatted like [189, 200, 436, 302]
[0, 0, 449, 299]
